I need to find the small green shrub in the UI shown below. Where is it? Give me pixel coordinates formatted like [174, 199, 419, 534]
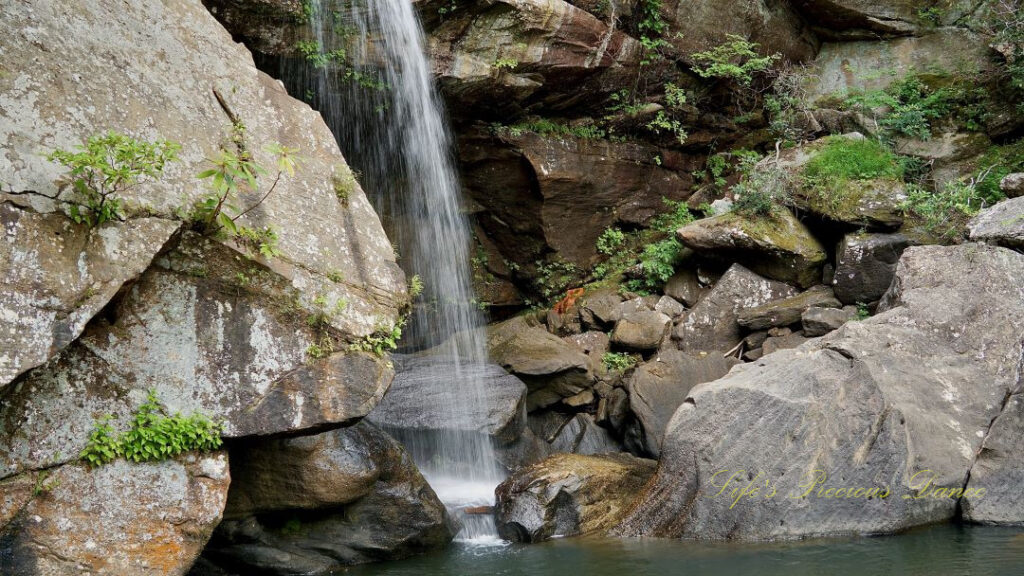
[47, 132, 180, 227]
[493, 58, 518, 71]
[799, 137, 903, 210]
[80, 391, 222, 468]
[637, 0, 670, 65]
[690, 35, 779, 86]
[597, 227, 626, 255]
[602, 352, 638, 372]
[843, 74, 988, 139]
[731, 154, 791, 217]
[499, 118, 607, 140]
[902, 174, 998, 241]
[855, 302, 871, 320]
[333, 166, 358, 206]
[350, 318, 405, 357]
[192, 133, 299, 259]
[409, 274, 424, 298]
[306, 341, 331, 359]
[626, 237, 683, 293]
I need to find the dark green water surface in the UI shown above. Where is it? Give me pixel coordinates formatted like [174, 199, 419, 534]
[344, 524, 1024, 576]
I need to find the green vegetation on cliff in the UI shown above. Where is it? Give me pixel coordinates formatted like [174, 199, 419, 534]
[47, 132, 180, 227]
[80, 391, 222, 468]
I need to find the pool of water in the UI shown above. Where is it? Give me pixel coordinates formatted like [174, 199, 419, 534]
[344, 524, 1024, 576]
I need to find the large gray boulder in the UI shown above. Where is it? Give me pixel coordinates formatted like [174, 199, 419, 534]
[962, 394, 1024, 525]
[969, 197, 1024, 250]
[487, 315, 595, 410]
[368, 355, 528, 445]
[672, 264, 799, 353]
[199, 422, 455, 573]
[1, 453, 230, 576]
[495, 453, 656, 543]
[626, 351, 739, 458]
[617, 244, 1024, 539]
[0, 235, 395, 479]
[0, 0, 405, 347]
[833, 232, 911, 305]
[0, 0, 406, 481]
[0, 204, 179, 388]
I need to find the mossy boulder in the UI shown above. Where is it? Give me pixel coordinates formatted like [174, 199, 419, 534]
[676, 210, 827, 288]
[793, 177, 907, 230]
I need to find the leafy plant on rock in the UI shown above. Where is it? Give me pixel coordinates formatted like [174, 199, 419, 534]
[901, 170, 997, 242]
[190, 124, 300, 259]
[602, 351, 638, 372]
[80, 390, 222, 468]
[47, 132, 180, 227]
[597, 227, 626, 255]
[690, 35, 779, 87]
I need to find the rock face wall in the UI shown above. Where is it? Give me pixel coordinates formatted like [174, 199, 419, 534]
[616, 244, 1024, 539]
[0, 0, 415, 573]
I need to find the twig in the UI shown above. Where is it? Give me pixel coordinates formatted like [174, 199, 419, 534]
[230, 170, 282, 223]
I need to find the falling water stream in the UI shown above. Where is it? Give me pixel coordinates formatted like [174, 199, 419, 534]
[273, 0, 505, 543]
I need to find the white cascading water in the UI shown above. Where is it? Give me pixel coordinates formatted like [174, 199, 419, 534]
[273, 0, 505, 543]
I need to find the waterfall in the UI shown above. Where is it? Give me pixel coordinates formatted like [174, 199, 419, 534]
[273, 0, 505, 543]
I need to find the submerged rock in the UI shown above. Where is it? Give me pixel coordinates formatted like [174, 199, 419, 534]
[1, 453, 230, 576]
[368, 355, 528, 445]
[969, 197, 1024, 250]
[617, 244, 1024, 539]
[199, 422, 455, 574]
[495, 453, 656, 543]
[672, 264, 799, 354]
[676, 210, 827, 288]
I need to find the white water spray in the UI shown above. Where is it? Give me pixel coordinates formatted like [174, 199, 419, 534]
[275, 0, 505, 542]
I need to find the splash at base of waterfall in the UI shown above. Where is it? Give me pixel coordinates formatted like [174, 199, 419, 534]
[426, 476, 509, 546]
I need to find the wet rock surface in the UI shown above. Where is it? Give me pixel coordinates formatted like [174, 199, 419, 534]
[368, 355, 529, 445]
[496, 453, 656, 543]
[197, 422, 455, 574]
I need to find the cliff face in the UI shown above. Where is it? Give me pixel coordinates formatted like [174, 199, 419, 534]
[3, 0, 1024, 572]
[0, 1, 441, 573]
